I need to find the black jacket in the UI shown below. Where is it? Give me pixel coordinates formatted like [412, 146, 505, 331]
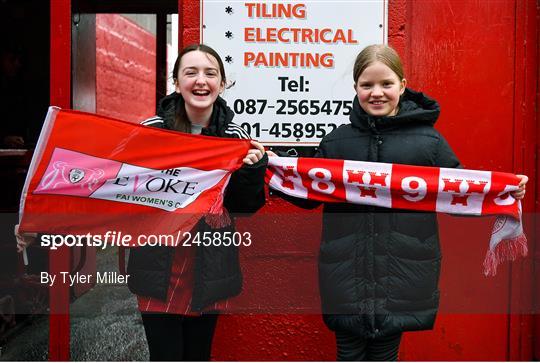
[127, 93, 267, 311]
[315, 89, 460, 337]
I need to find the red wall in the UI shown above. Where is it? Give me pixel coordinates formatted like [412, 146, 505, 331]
[400, 1, 536, 360]
[178, 0, 538, 360]
[536, 0, 540, 357]
[95, 14, 156, 122]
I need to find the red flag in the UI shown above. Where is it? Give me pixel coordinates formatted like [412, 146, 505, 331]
[18, 107, 250, 245]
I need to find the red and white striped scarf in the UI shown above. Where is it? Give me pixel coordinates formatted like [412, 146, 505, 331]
[266, 156, 527, 276]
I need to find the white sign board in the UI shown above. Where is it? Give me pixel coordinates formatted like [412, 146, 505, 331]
[202, 1, 387, 145]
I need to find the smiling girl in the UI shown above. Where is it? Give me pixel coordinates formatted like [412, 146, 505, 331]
[127, 44, 268, 361]
[279, 44, 527, 361]
[14, 44, 267, 361]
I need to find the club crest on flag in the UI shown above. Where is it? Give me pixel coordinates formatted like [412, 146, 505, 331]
[39, 161, 105, 193]
[69, 168, 85, 184]
[35, 148, 113, 196]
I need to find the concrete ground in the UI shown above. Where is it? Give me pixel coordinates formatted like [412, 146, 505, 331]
[0, 248, 148, 361]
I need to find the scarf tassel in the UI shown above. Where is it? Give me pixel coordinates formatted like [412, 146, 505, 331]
[204, 189, 231, 229]
[483, 234, 528, 276]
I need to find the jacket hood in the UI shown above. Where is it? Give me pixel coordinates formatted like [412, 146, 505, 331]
[349, 88, 440, 132]
[157, 92, 235, 136]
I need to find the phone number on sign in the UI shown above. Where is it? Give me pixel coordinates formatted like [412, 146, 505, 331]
[234, 99, 350, 140]
[234, 99, 352, 117]
[241, 122, 340, 139]
[182, 232, 252, 247]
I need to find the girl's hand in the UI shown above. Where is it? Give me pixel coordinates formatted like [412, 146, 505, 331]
[243, 140, 266, 165]
[14, 224, 37, 253]
[511, 174, 528, 200]
[266, 150, 278, 157]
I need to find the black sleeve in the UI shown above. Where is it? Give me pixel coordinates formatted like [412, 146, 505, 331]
[224, 153, 268, 214]
[434, 134, 461, 169]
